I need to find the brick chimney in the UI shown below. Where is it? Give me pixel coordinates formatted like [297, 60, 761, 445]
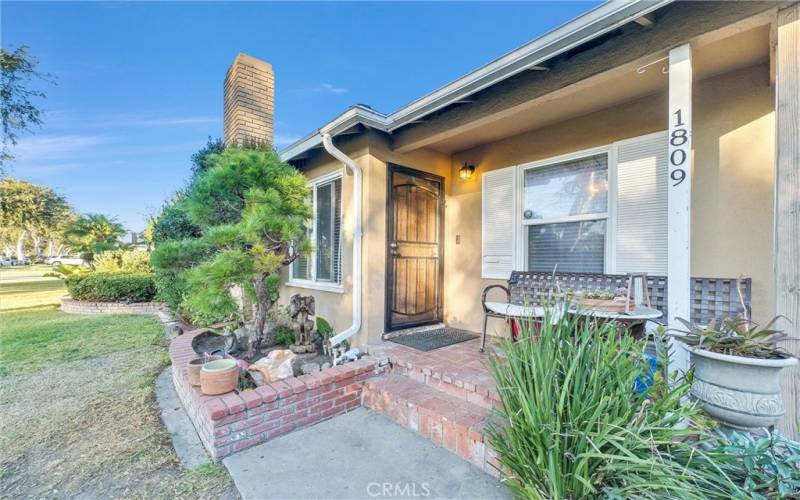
[223, 53, 274, 147]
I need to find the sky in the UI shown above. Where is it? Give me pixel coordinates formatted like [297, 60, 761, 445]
[3, 1, 598, 232]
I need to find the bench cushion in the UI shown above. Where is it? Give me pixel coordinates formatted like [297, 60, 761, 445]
[484, 301, 545, 317]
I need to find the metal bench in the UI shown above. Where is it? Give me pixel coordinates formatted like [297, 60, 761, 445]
[480, 272, 751, 351]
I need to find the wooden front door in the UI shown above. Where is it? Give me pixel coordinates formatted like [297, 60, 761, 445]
[386, 164, 444, 331]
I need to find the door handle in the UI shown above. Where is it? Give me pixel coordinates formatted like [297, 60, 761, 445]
[389, 242, 398, 249]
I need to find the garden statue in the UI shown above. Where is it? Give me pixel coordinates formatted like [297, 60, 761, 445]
[288, 294, 316, 353]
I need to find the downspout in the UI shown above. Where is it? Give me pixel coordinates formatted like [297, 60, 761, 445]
[321, 133, 362, 364]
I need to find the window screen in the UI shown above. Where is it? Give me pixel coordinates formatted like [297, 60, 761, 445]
[524, 154, 608, 273]
[292, 177, 342, 284]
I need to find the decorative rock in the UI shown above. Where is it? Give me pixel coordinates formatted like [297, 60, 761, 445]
[168, 324, 184, 338]
[248, 349, 296, 384]
[249, 370, 266, 386]
[289, 343, 315, 354]
[301, 362, 321, 374]
[321, 362, 331, 370]
[343, 348, 362, 361]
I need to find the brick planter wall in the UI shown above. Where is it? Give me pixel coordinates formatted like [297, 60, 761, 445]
[60, 296, 166, 315]
[170, 330, 386, 461]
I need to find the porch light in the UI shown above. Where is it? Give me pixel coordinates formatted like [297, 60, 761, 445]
[459, 162, 476, 180]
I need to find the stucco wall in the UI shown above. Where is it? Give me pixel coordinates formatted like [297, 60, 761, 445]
[279, 133, 451, 348]
[447, 92, 665, 335]
[447, 63, 774, 334]
[691, 63, 774, 325]
[278, 134, 367, 345]
[361, 133, 452, 345]
[282, 63, 775, 347]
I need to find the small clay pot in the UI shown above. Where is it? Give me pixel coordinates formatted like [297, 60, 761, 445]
[200, 359, 239, 395]
[187, 359, 204, 386]
[187, 356, 221, 386]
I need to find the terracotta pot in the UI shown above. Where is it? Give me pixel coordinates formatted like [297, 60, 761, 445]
[187, 359, 204, 386]
[200, 359, 239, 395]
[187, 356, 221, 386]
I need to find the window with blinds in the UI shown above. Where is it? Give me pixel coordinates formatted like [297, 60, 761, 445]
[523, 153, 608, 273]
[291, 175, 342, 285]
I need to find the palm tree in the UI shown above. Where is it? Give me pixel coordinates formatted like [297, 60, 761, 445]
[66, 213, 126, 265]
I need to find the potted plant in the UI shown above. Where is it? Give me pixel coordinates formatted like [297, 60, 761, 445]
[670, 316, 798, 430]
[572, 287, 633, 313]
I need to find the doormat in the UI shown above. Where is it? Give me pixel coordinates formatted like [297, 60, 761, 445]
[388, 328, 478, 352]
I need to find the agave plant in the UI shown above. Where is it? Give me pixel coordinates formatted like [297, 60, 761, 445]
[670, 316, 796, 360]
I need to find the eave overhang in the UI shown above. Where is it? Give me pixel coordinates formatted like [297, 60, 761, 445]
[280, 0, 675, 162]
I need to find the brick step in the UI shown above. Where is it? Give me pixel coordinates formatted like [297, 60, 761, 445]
[389, 353, 500, 411]
[362, 374, 500, 476]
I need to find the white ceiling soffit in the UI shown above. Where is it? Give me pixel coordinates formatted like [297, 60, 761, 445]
[280, 0, 675, 161]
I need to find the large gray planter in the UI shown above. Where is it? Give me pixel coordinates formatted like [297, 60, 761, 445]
[688, 346, 798, 430]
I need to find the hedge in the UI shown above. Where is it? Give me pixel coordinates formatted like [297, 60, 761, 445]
[94, 250, 152, 274]
[66, 272, 157, 303]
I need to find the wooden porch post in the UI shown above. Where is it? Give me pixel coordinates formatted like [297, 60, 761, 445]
[775, 3, 799, 439]
[667, 43, 692, 377]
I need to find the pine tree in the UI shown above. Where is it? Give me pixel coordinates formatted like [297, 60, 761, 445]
[159, 147, 311, 358]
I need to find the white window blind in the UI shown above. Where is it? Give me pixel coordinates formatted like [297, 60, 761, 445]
[292, 176, 342, 284]
[528, 220, 606, 273]
[481, 166, 517, 279]
[613, 131, 668, 274]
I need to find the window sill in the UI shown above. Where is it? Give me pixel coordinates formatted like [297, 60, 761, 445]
[285, 281, 345, 294]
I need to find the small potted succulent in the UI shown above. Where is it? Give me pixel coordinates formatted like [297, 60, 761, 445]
[572, 287, 633, 313]
[670, 316, 798, 430]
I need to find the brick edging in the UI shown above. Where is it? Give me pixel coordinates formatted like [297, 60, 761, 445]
[170, 330, 387, 461]
[60, 296, 166, 315]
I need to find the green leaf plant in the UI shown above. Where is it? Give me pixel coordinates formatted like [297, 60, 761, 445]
[151, 146, 311, 359]
[485, 309, 762, 499]
[669, 316, 797, 360]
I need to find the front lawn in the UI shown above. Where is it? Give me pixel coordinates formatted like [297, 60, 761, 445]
[0, 266, 237, 498]
[0, 264, 66, 311]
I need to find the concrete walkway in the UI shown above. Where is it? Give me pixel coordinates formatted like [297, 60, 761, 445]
[155, 368, 211, 468]
[224, 408, 510, 500]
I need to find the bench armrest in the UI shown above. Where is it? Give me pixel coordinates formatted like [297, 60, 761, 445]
[482, 284, 510, 312]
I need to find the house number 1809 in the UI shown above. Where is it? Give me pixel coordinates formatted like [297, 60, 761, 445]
[669, 109, 688, 186]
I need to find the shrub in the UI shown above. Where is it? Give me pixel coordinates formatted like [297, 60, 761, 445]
[120, 251, 152, 274]
[150, 239, 210, 318]
[180, 286, 238, 326]
[66, 272, 156, 302]
[150, 202, 202, 245]
[274, 327, 295, 346]
[94, 250, 152, 274]
[707, 430, 800, 497]
[268, 305, 292, 327]
[153, 270, 185, 311]
[316, 317, 333, 338]
[486, 310, 749, 498]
